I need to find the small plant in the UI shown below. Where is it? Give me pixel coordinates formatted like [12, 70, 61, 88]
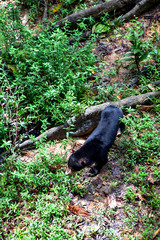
[110, 181, 119, 188]
[124, 186, 137, 203]
[70, 174, 89, 197]
[92, 13, 123, 35]
[0, 64, 22, 151]
[123, 20, 150, 71]
[96, 84, 119, 103]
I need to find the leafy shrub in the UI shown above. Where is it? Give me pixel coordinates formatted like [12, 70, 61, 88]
[121, 109, 160, 166]
[0, 5, 97, 149]
[138, 64, 160, 87]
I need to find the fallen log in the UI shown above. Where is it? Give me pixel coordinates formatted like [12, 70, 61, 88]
[17, 91, 160, 150]
[53, 0, 136, 28]
[52, 0, 159, 29]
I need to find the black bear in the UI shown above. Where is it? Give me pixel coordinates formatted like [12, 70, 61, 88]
[68, 105, 125, 176]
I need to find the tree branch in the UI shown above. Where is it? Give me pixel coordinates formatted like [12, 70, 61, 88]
[122, 0, 160, 21]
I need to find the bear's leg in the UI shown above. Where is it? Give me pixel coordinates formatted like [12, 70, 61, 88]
[119, 121, 125, 133]
[89, 155, 108, 176]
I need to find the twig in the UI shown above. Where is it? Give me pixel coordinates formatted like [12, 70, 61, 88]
[42, 0, 48, 26]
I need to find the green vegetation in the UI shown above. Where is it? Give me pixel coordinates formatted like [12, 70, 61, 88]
[122, 20, 150, 71]
[0, 142, 82, 239]
[0, 4, 99, 150]
[121, 108, 160, 166]
[0, 3, 125, 151]
[122, 20, 160, 72]
[119, 107, 160, 239]
[0, 1, 160, 239]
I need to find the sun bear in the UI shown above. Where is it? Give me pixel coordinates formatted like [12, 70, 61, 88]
[68, 105, 125, 176]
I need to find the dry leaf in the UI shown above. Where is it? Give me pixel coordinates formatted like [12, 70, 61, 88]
[138, 105, 154, 111]
[153, 229, 159, 239]
[136, 148, 141, 153]
[117, 201, 123, 208]
[149, 211, 153, 218]
[113, 94, 121, 99]
[135, 165, 140, 173]
[68, 205, 89, 217]
[147, 84, 155, 92]
[48, 164, 61, 173]
[22, 14, 29, 25]
[136, 193, 146, 201]
[147, 173, 157, 184]
[49, 182, 52, 187]
[116, 95, 121, 99]
[100, 33, 107, 38]
[131, 185, 137, 193]
[106, 194, 117, 208]
[135, 114, 141, 118]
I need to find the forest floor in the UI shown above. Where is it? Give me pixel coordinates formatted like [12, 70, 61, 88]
[1, 1, 160, 239]
[18, 6, 160, 239]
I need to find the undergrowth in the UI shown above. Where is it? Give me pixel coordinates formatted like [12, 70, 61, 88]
[121, 107, 160, 166]
[0, 4, 98, 150]
[0, 2, 160, 239]
[0, 3, 125, 151]
[0, 141, 87, 239]
[1, 4, 159, 152]
[1, 106, 159, 239]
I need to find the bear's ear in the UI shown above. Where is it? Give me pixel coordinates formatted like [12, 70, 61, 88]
[79, 158, 87, 167]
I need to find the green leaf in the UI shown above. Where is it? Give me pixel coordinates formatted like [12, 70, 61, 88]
[124, 52, 135, 57]
[122, 57, 134, 62]
[7, 64, 17, 73]
[128, 63, 136, 69]
[139, 51, 149, 62]
[92, 23, 109, 33]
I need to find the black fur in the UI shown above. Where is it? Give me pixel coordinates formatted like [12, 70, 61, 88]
[68, 105, 124, 176]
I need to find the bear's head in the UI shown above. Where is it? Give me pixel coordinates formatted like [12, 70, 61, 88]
[68, 154, 89, 171]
